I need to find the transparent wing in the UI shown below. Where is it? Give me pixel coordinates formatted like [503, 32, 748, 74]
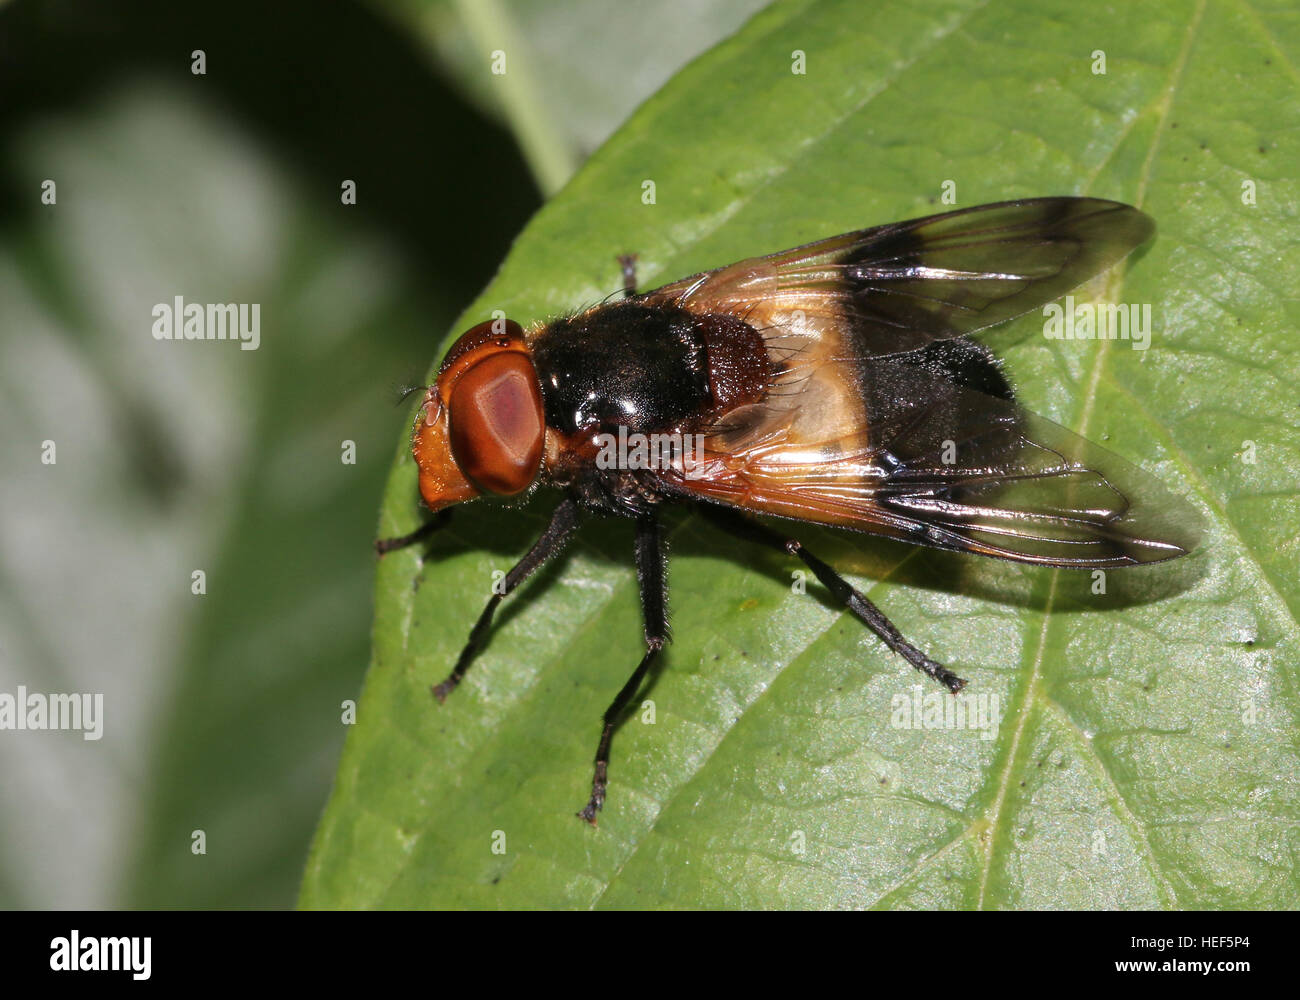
[664, 342, 1200, 568]
[641, 197, 1154, 357]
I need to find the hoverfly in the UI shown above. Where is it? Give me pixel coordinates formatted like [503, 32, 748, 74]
[378, 197, 1200, 824]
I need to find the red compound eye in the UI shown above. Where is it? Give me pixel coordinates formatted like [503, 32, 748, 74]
[448, 350, 544, 495]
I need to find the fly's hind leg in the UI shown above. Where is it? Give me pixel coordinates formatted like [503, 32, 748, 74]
[617, 253, 639, 297]
[698, 505, 966, 693]
[579, 513, 667, 825]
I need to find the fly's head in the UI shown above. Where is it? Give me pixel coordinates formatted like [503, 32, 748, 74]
[411, 318, 545, 511]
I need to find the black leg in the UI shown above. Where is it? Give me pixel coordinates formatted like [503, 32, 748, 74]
[617, 253, 639, 297]
[433, 498, 581, 702]
[698, 505, 966, 694]
[374, 509, 450, 555]
[579, 513, 667, 825]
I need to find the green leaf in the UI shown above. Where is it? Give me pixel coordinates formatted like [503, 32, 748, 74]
[377, 0, 774, 189]
[301, 0, 1300, 909]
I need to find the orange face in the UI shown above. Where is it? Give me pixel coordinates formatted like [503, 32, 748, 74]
[411, 319, 545, 512]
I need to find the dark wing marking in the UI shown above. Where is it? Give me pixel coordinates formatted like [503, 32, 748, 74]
[661, 346, 1200, 568]
[637, 197, 1189, 566]
[639, 197, 1154, 357]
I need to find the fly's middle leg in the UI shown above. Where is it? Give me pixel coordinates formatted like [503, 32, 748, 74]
[617, 253, 639, 297]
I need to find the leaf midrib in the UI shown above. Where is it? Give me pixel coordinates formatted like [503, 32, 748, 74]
[976, 0, 1207, 911]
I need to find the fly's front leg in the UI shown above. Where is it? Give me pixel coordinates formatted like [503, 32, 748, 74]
[617, 253, 639, 297]
[434, 498, 581, 701]
[579, 513, 667, 825]
[698, 505, 966, 693]
[375, 509, 450, 555]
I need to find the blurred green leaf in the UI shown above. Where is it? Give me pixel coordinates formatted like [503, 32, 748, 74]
[302, 0, 1300, 909]
[374, 0, 771, 191]
[0, 83, 456, 909]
